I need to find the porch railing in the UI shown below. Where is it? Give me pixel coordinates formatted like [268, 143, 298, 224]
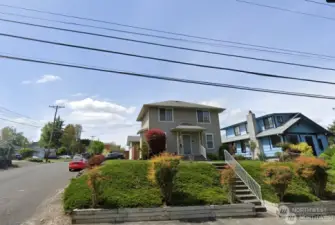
[200, 145, 207, 159]
[224, 150, 263, 203]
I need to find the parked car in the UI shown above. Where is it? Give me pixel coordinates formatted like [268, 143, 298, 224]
[59, 155, 71, 159]
[105, 152, 125, 160]
[15, 154, 22, 160]
[69, 156, 87, 172]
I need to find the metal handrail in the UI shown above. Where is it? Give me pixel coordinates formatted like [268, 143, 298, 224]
[224, 150, 263, 203]
[200, 145, 207, 159]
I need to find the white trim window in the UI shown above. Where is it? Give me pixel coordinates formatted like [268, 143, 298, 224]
[159, 108, 173, 122]
[205, 133, 215, 149]
[197, 110, 211, 123]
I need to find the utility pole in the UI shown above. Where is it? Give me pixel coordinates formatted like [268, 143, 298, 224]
[46, 105, 65, 162]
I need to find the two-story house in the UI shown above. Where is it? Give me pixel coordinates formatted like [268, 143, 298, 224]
[136, 100, 224, 159]
[221, 111, 332, 158]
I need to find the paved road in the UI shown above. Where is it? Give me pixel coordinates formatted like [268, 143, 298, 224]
[0, 162, 76, 225]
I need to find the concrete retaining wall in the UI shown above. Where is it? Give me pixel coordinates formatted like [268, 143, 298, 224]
[71, 204, 256, 224]
[264, 201, 335, 217]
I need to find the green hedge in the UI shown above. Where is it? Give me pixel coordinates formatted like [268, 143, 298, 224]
[63, 161, 227, 210]
[240, 161, 319, 203]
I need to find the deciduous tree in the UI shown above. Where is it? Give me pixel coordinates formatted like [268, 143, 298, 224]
[88, 140, 105, 155]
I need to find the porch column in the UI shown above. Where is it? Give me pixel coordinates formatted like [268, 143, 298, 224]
[176, 131, 180, 155]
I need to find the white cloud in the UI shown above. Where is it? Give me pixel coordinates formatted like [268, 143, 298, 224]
[21, 75, 62, 85]
[52, 97, 139, 146]
[36, 75, 61, 84]
[63, 98, 136, 114]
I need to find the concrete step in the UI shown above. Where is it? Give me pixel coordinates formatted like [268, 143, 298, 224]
[236, 194, 257, 200]
[242, 199, 262, 206]
[234, 180, 244, 185]
[255, 206, 267, 213]
[234, 184, 248, 190]
[235, 189, 251, 194]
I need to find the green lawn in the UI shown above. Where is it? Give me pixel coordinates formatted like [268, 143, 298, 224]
[239, 161, 319, 203]
[63, 160, 228, 211]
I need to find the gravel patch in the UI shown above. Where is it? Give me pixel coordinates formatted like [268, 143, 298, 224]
[21, 189, 71, 225]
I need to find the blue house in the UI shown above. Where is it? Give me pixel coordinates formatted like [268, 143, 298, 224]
[221, 111, 332, 158]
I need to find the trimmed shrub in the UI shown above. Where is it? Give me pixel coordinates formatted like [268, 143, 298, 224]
[262, 163, 293, 201]
[88, 154, 105, 168]
[63, 161, 228, 211]
[207, 153, 219, 161]
[145, 129, 166, 157]
[148, 153, 181, 205]
[27, 157, 43, 163]
[295, 156, 328, 198]
[19, 148, 34, 159]
[240, 160, 319, 203]
[140, 141, 149, 160]
[218, 143, 228, 160]
[173, 162, 228, 205]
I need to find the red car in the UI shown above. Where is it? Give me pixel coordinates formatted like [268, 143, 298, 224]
[69, 156, 87, 172]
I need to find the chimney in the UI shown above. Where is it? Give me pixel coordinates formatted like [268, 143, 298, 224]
[246, 111, 263, 159]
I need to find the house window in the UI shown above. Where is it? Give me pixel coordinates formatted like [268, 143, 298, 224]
[197, 110, 210, 123]
[159, 108, 173, 121]
[317, 138, 324, 151]
[277, 116, 284, 126]
[205, 134, 214, 149]
[263, 117, 274, 130]
[241, 140, 246, 153]
[270, 135, 281, 147]
[287, 135, 299, 144]
[234, 126, 241, 136]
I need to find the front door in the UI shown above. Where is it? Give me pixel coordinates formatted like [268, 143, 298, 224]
[305, 136, 317, 156]
[182, 135, 192, 155]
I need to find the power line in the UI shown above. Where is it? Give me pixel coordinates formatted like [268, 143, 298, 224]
[0, 106, 42, 125]
[236, 0, 335, 22]
[0, 3, 332, 59]
[3, 18, 335, 64]
[0, 12, 335, 61]
[305, 0, 335, 8]
[0, 117, 41, 128]
[3, 32, 335, 85]
[1, 53, 335, 100]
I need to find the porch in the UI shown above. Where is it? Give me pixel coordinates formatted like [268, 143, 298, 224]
[171, 125, 207, 160]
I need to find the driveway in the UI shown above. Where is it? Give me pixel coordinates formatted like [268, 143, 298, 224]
[0, 162, 76, 225]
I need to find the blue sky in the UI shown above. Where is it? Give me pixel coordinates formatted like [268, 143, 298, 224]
[0, 0, 335, 145]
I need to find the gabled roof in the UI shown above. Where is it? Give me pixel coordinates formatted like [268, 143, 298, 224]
[126, 136, 140, 146]
[136, 100, 225, 121]
[220, 112, 299, 130]
[222, 134, 250, 143]
[256, 117, 301, 138]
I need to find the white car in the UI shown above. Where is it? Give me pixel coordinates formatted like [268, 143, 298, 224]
[59, 155, 72, 159]
[32, 156, 41, 159]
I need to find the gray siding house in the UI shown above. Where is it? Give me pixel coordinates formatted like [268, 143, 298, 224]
[136, 100, 224, 159]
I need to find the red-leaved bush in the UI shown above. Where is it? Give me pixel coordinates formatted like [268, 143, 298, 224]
[145, 128, 166, 157]
[88, 154, 105, 168]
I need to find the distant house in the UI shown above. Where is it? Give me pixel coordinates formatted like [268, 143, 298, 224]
[127, 136, 140, 160]
[136, 100, 224, 160]
[221, 111, 332, 158]
[29, 142, 57, 158]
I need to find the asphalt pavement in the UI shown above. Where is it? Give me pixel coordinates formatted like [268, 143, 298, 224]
[0, 161, 76, 225]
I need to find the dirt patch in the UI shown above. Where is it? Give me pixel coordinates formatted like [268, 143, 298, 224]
[21, 189, 71, 225]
